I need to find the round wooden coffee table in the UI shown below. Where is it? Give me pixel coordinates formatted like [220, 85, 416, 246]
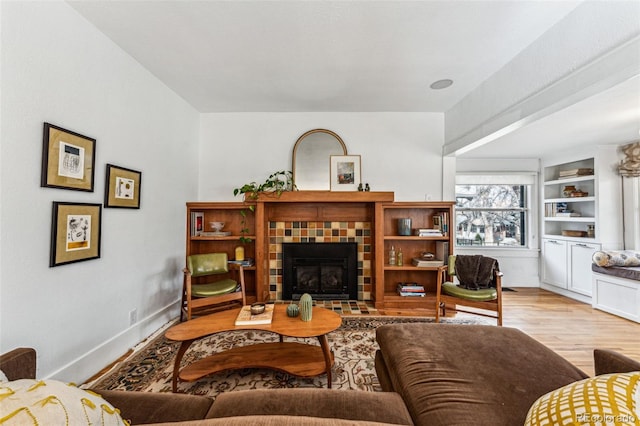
[165, 304, 342, 392]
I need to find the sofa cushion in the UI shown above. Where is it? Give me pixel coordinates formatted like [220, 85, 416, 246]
[524, 372, 640, 425]
[208, 388, 414, 425]
[593, 250, 640, 267]
[376, 323, 589, 426]
[145, 415, 408, 425]
[1, 379, 126, 425]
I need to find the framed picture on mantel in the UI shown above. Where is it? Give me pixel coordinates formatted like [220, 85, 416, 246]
[330, 155, 361, 192]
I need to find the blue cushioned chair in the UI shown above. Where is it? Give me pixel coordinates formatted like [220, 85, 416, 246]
[181, 252, 246, 321]
[435, 254, 503, 326]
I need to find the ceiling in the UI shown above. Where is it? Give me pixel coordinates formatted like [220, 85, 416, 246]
[68, 1, 639, 158]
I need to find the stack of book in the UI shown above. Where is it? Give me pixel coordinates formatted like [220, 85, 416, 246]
[415, 228, 443, 237]
[234, 304, 274, 325]
[558, 168, 593, 179]
[412, 257, 444, 267]
[228, 258, 255, 267]
[397, 283, 425, 297]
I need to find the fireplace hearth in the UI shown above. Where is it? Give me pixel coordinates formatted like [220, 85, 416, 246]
[283, 242, 358, 300]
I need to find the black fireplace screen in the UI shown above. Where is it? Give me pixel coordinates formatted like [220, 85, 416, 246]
[283, 242, 357, 300]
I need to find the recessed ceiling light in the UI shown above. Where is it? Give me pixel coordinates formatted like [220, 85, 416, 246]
[430, 79, 453, 90]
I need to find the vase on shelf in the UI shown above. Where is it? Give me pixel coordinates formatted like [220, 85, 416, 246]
[562, 186, 577, 198]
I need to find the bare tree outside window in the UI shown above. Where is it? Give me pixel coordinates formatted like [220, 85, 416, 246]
[455, 185, 527, 247]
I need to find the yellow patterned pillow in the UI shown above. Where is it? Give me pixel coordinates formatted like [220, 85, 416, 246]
[0, 379, 128, 425]
[525, 372, 640, 426]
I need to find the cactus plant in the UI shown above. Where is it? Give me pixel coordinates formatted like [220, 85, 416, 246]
[286, 303, 299, 317]
[299, 293, 313, 321]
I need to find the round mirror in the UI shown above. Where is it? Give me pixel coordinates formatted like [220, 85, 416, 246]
[292, 129, 347, 190]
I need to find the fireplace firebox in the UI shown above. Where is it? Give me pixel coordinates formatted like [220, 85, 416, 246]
[283, 242, 358, 300]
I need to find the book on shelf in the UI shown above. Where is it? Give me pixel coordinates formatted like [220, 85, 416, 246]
[412, 258, 445, 267]
[558, 168, 593, 178]
[397, 283, 425, 292]
[397, 284, 425, 297]
[190, 212, 204, 236]
[435, 241, 449, 264]
[200, 231, 232, 237]
[234, 304, 274, 326]
[228, 258, 255, 267]
[555, 212, 581, 217]
[415, 228, 443, 237]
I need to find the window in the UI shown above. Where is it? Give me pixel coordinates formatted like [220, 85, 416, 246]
[455, 178, 532, 248]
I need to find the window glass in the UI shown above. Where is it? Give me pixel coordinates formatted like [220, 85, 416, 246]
[455, 184, 527, 247]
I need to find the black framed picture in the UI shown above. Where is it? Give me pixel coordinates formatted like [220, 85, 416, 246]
[50, 202, 102, 267]
[41, 123, 96, 192]
[104, 164, 142, 209]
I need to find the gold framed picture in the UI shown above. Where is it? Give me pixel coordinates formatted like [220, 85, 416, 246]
[50, 202, 102, 267]
[104, 164, 142, 209]
[41, 123, 96, 192]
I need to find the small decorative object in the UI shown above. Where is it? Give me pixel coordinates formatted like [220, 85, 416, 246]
[41, 122, 96, 192]
[358, 183, 363, 191]
[562, 185, 577, 197]
[50, 202, 102, 267]
[250, 302, 266, 315]
[299, 293, 313, 321]
[397, 218, 412, 236]
[587, 225, 595, 238]
[397, 247, 403, 266]
[330, 155, 362, 191]
[286, 303, 299, 317]
[104, 164, 142, 209]
[389, 245, 396, 266]
[420, 252, 435, 260]
[235, 246, 245, 261]
[365, 183, 370, 191]
[210, 221, 225, 232]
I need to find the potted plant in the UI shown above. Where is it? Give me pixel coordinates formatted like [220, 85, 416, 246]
[233, 171, 295, 242]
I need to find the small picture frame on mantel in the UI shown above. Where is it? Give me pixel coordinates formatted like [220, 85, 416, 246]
[330, 155, 361, 192]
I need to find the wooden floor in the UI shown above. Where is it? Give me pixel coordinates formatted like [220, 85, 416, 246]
[468, 288, 639, 376]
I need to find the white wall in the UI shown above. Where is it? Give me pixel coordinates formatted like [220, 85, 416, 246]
[199, 113, 445, 202]
[0, 2, 199, 382]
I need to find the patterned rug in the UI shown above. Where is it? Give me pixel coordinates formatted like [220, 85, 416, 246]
[88, 316, 485, 399]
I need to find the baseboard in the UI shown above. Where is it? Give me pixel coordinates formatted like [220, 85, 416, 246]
[47, 300, 181, 383]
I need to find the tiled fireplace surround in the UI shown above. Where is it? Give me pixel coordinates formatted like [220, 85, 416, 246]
[268, 221, 372, 301]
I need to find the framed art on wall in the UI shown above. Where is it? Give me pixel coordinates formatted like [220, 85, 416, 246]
[104, 164, 142, 209]
[41, 123, 96, 192]
[50, 202, 102, 267]
[330, 155, 361, 191]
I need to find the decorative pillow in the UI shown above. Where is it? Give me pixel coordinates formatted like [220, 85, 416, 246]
[0, 379, 127, 425]
[525, 372, 640, 426]
[593, 250, 640, 267]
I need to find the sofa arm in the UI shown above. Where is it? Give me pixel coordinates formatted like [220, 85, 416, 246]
[91, 389, 214, 425]
[593, 349, 640, 375]
[208, 388, 414, 425]
[0, 347, 36, 380]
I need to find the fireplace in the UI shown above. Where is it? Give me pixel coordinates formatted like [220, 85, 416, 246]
[283, 242, 358, 300]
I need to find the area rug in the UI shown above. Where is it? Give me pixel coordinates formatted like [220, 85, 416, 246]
[88, 316, 485, 399]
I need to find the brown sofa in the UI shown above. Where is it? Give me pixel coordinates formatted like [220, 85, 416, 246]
[0, 347, 413, 425]
[375, 323, 640, 426]
[3, 326, 639, 426]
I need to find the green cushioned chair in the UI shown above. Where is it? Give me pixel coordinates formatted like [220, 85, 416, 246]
[435, 254, 503, 326]
[181, 252, 246, 321]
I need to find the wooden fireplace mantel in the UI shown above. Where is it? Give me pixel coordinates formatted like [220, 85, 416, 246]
[248, 191, 394, 203]
[186, 194, 454, 314]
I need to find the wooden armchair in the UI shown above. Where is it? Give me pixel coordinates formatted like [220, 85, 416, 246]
[435, 254, 503, 325]
[181, 252, 246, 321]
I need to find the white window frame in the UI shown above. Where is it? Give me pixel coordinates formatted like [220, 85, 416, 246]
[455, 173, 538, 249]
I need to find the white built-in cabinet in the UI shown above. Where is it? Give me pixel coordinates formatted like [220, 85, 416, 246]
[540, 146, 623, 303]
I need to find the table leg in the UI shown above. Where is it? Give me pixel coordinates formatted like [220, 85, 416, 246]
[318, 334, 333, 389]
[172, 339, 194, 392]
